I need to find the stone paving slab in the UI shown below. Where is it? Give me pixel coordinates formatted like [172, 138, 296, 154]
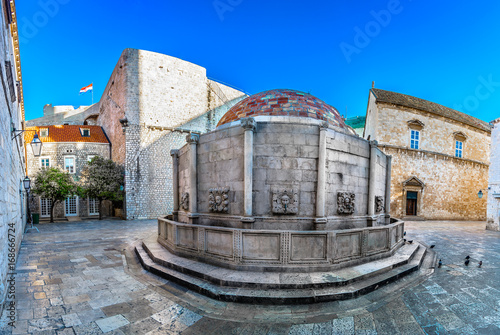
[0, 219, 499, 334]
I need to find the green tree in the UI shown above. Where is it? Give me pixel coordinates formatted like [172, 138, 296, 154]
[79, 156, 124, 220]
[31, 167, 77, 223]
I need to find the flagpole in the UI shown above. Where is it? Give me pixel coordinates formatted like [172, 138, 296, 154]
[92, 82, 94, 105]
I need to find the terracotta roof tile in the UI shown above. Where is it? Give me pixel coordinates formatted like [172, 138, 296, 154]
[217, 89, 347, 129]
[371, 88, 491, 133]
[24, 125, 110, 144]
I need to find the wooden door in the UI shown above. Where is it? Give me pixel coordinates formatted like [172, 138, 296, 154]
[406, 191, 418, 215]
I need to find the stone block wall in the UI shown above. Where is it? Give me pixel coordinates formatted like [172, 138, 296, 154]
[386, 146, 488, 220]
[95, 49, 246, 219]
[487, 120, 500, 230]
[0, 3, 27, 315]
[197, 126, 245, 215]
[370, 103, 490, 163]
[97, 49, 131, 164]
[253, 122, 320, 225]
[26, 104, 93, 127]
[176, 119, 389, 230]
[325, 131, 371, 217]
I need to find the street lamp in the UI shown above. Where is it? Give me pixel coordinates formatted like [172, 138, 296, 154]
[30, 133, 42, 157]
[478, 190, 483, 198]
[23, 175, 39, 233]
[11, 126, 43, 157]
[23, 176, 30, 191]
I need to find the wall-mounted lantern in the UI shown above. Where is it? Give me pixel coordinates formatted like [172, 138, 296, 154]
[12, 126, 43, 157]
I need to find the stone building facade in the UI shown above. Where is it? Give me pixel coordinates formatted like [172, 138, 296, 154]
[26, 49, 246, 219]
[24, 125, 111, 219]
[364, 88, 490, 220]
[487, 118, 500, 231]
[25, 104, 94, 126]
[0, 0, 28, 316]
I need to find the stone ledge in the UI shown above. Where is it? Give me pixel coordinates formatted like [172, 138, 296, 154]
[135, 237, 432, 304]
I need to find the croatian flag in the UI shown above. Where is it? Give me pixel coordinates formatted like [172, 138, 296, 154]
[79, 83, 93, 94]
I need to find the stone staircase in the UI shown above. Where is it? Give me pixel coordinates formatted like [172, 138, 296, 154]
[135, 235, 435, 305]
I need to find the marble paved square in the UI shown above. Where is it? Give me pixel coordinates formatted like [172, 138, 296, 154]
[0, 219, 499, 334]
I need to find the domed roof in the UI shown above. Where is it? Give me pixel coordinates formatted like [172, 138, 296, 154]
[217, 89, 347, 128]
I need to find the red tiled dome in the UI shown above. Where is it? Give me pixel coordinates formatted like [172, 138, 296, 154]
[217, 89, 347, 128]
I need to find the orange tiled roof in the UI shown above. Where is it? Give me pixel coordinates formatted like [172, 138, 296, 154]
[24, 125, 110, 144]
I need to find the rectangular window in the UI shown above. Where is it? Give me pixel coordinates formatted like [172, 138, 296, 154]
[64, 156, 75, 174]
[81, 128, 90, 137]
[89, 198, 99, 215]
[40, 198, 52, 217]
[40, 128, 49, 137]
[4, 0, 12, 25]
[410, 129, 420, 149]
[40, 157, 50, 168]
[455, 140, 463, 158]
[5, 61, 15, 102]
[65, 196, 78, 216]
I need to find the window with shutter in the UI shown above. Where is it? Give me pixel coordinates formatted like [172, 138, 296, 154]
[5, 61, 15, 102]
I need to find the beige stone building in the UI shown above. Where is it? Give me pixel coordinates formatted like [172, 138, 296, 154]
[364, 88, 490, 220]
[24, 125, 112, 219]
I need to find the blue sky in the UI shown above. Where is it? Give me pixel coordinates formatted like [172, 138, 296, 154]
[17, 0, 500, 122]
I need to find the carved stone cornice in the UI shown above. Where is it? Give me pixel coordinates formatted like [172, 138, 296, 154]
[186, 133, 200, 144]
[170, 149, 179, 157]
[240, 117, 256, 132]
[319, 121, 329, 130]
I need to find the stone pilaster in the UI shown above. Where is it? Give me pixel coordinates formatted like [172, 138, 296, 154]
[368, 141, 378, 226]
[170, 149, 179, 221]
[315, 122, 328, 226]
[240, 118, 256, 227]
[385, 155, 392, 224]
[186, 133, 199, 224]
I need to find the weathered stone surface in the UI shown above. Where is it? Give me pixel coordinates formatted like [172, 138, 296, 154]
[487, 119, 500, 230]
[0, 4, 28, 318]
[365, 89, 490, 220]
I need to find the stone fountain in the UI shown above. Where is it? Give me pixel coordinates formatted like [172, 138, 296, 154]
[136, 89, 432, 304]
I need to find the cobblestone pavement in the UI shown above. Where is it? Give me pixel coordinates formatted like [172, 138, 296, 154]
[0, 219, 499, 334]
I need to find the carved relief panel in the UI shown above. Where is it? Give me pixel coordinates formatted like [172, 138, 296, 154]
[180, 192, 189, 211]
[375, 196, 384, 213]
[337, 192, 355, 215]
[209, 187, 229, 213]
[272, 188, 298, 215]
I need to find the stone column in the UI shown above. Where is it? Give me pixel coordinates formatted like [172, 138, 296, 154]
[170, 149, 179, 221]
[367, 141, 378, 226]
[240, 118, 256, 227]
[315, 122, 328, 226]
[186, 133, 199, 224]
[385, 155, 392, 224]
